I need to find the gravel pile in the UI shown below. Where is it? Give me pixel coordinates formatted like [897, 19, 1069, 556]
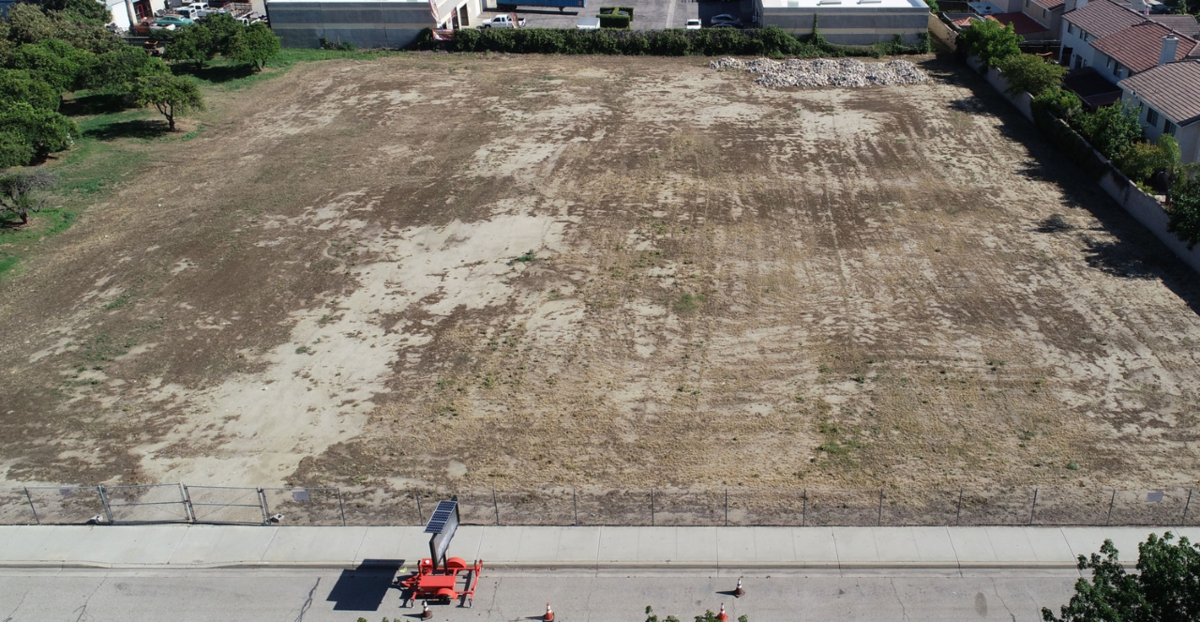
[709, 57, 927, 89]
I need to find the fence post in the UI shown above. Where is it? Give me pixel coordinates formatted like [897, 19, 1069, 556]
[24, 487, 39, 526]
[492, 486, 500, 526]
[650, 488, 655, 527]
[415, 493, 423, 525]
[258, 488, 270, 525]
[337, 488, 346, 526]
[1105, 489, 1116, 527]
[724, 488, 729, 527]
[955, 488, 963, 526]
[573, 488, 578, 526]
[97, 486, 114, 525]
[1029, 489, 1039, 526]
[181, 484, 196, 523]
[1182, 489, 1193, 527]
[801, 489, 807, 527]
[877, 489, 884, 526]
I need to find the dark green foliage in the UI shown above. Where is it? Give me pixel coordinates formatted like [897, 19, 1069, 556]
[8, 37, 92, 93]
[1167, 168, 1200, 249]
[163, 23, 215, 69]
[0, 130, 35, 169]
[924, 0, 940, 12]
[82, 44, 170, 93]
[419, 26, 928, 57]
[25, 0, 111, 23]
[1073, 102, 1144, 166]
[0, 68, 59, 110]
[1031, 87, 1082, 121]
[229, 22, 280, 70]
[5, 2, 122, 54]
[597, 13, 631, 28]
[0, 101, 77, 164]
[959, 18, 1022, 67]
[1042, 532, 1200, 622]
[1116, 135, 1180, 185]
[131, 73, 204, 131]
[201, 13, 244, 54]
[997, 53, 1066, 96]
[319, 37, 357, 51]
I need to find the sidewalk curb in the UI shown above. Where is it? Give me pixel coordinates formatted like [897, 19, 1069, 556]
[0, 560, 1082, 571]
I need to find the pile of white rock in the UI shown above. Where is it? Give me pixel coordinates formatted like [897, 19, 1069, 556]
[710, 57, 927, 88]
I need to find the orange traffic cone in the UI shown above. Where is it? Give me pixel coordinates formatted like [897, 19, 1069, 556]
[733, 578, 745, 598]
[544, 602, 555, 621]
[421, 601, 432, 620]
[716, 603, 729, 622]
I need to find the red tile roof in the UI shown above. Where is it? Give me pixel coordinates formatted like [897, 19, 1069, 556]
[1119, 59, 1200, 125]
[1063, 0, 1145, 38]
[1148, 14, 1200, 38]
[1091, 22, 1200, 74]
[986, 12, 1050, 35]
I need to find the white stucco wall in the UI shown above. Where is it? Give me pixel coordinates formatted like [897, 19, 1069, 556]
[1121, 90, 1200, 164]
[1060, 18, 1099, 68]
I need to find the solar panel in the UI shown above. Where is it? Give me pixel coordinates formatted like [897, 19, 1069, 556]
[425, 500, 458, 533]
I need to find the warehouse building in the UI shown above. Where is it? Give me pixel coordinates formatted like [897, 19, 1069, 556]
[265, 0, 479, 49]
[754, 0, 931, 46]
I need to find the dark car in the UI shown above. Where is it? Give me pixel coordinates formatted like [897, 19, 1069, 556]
[710, 13, 743, 27]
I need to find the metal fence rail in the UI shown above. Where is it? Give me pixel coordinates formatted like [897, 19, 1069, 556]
[3, 484, 1195, 527]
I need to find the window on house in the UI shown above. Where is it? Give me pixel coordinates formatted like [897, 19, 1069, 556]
[1106, 57, 1113, 68]
[1068, 23, 1077, 35]
[1165, 120, 1177, 136]
[1146, 108, 1159, 127]
[1043, 7, 1048, 17]
[1025, 0, 1030, 6]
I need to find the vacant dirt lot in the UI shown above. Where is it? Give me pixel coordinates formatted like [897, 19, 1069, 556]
[2, 54, 1199, 506]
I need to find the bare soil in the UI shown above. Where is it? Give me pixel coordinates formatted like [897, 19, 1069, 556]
[2, 54, 1199, 504]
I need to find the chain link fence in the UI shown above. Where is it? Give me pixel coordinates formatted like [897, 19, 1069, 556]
[2, 485, 1195, 527]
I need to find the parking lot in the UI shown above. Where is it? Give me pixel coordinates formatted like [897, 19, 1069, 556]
[480, 0, 756, 30]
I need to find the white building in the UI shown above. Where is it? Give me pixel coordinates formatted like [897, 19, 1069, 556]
[753, 0, 931, 46]
[1119, 58, 1200, 164]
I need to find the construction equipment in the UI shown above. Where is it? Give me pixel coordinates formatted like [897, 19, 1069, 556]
[395, 497, 483, 608]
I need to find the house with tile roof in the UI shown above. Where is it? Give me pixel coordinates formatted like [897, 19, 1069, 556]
[1119, 58, 1200, 163]
[1059, 0, 1200, 82]
[1020, 0, 1065, 39]
[1059, 0, 1149, 69]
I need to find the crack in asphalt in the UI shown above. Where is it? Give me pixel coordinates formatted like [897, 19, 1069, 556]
[990, 577, 1018, 622]
[72, 577, 107, 622]
[2, 589, 28, 622]
[889, 578, 911, 621]
[292, 577, 320, 622]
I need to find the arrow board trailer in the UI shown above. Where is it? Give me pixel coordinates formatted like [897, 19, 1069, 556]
[396, 497, 483, 608]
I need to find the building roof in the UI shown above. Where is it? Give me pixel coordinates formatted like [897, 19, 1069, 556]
[1092, 22, 1200, 73]
[986, 12, 1050, 35]
[1148, 14, 1200, 38]
[1063, 0, 1146, 38]
[1119, 59, 1200, 125]
[1031, 0, 1064, 10]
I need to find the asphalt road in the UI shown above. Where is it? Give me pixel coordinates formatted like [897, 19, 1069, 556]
[0, 567, 1081, 621]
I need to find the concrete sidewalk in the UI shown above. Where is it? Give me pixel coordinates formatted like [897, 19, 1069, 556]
[2, 525, 1196, 571]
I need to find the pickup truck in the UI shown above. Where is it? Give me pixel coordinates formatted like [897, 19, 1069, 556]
[476, 13, 526, 27]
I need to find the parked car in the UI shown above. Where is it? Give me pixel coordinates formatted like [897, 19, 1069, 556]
[477, 13, 526, 27]
[710, 13, 742, 27]
[685, 18, 701, 29]
[148, 20, 179, 30]
[154, 14, 195, 27]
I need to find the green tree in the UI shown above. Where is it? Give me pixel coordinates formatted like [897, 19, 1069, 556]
[0, 68, 60, 111]
[131, 73, 204, 131]
[1168, 166, 1200, 249]
[0, 168, 58, 225]
[1117, 135, 1181, 184]
[0, 101, 77, 165]
[960, 19, 1022, 68]
[200, 12, 245, 55]
[1074, 102, 1144, 163]
[1031, 87, 1082, 121]
[1043, 532, 1200, 622]
[83, 45, 170, 94]
[8, 38, 93, 95]
[4, 2, 122, 54]
[229, 22, 280, 71]
[163, 24, 215, 70]
[997, 53, 1067, 96]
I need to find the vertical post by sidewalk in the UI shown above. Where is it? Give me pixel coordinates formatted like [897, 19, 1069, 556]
[1182, 488, 1193, 526]
[724, 488, 728, 527]
[258, 488, 270, 525]
[24, 487, 39, 525]
[492, 486, 500, 526]
[181, 484, 196, 523]
[955, 488, 963, 526]
[801, 489, 807, 527]
[572, 488, 578, 526]
[1105, 489, 1116, 526]
[337, 487, 346, 526]
[877, 489, 884, 526]
[1029, 488, 1039, 526]
[415, 493, 424, 525]
[650, 488, 655, 526]
[98, 486, 115, 524]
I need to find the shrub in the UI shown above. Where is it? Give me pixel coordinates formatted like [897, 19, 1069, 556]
[0, 68, 60, 111]
[997, 53, 1066, 96]
[1073, 102, 1144, 165]
[1167, 167, 1200, 249]
[1031, 87, 1082, 121]
[1116, 135, 1180, 185]
[597, 14, 631, 29]
[0, 101, 77, 165]
[960, 18, 1022, 67]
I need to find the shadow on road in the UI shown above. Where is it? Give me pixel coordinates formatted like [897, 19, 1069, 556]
[327, 559, 405, 611]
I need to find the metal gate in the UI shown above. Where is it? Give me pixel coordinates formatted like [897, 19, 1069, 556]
[102, 483, 191, 524]
[22, 486, 105, 525]
[184, 486, 268, 525]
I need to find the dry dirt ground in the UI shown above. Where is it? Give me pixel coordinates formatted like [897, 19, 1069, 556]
[2, 54, 1199, 516]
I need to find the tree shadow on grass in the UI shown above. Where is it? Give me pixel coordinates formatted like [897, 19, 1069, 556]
[83, 118, 170, 141]
[171, 62, 255, 84]
[61, 92, 131, 117]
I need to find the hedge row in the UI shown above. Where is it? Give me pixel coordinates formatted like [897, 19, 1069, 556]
[416, 27, 930, 57]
